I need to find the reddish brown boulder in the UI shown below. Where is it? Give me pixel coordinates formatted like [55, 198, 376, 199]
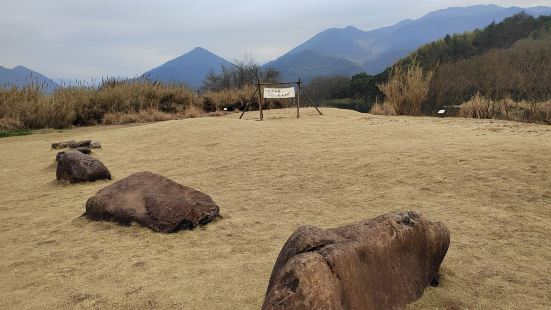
[56, 151, 111, 183]
[263, 212, 450, 310]
[84, 171, 220, 233]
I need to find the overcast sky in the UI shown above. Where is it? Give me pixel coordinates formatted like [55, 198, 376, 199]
[1, 0, 549, 80]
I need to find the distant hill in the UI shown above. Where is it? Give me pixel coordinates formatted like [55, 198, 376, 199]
[0, 65, 59, 93]
[265, 4, 551, 81]
[142, 47, 234, 89]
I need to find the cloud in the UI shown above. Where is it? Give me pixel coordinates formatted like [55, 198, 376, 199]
[0, 0, 547, 79]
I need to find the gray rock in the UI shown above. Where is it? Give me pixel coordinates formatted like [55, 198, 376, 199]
[89, 141, 102, 149]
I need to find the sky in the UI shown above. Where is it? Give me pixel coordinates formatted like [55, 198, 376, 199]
[1, 0, 549, 81]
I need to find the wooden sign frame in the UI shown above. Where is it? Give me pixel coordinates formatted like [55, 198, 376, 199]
[239, 78, 323, 120]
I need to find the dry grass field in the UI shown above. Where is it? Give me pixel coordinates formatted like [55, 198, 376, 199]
[1, 108, 550, 309]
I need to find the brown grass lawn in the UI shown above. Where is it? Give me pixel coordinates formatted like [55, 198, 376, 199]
[0, 108, 550, 309]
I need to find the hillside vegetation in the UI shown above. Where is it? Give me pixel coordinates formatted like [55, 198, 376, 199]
[345, 13, 551, 123]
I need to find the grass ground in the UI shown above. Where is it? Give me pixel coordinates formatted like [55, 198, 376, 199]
[0, 108, 550, 309]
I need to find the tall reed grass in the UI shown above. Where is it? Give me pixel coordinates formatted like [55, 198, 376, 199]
[375, 61, 434, 116]
[0, 81, 298, 132]
[460, 93, 551, 124]
[0, 80, 200, 131]
[201, 85, 296, 112]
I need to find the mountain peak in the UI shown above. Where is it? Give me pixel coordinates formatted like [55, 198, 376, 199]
[421, 4, 505, 19]
[189, 47, 210, 54]
[343, 26, 361, 31]
[0, 65, 58, 93]
[12, 65, 30, 72]
[142, 47, 233, 89]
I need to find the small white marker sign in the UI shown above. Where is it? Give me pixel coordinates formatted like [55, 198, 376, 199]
[438, 110, 446, 114]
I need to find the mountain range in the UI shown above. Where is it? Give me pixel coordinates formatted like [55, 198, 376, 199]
[0, 65, 59, 93]
[3, 4, 551, 90]
[265, 4, 551, 81]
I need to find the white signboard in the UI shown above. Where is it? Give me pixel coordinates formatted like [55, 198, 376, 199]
[263, 87, 296, 99]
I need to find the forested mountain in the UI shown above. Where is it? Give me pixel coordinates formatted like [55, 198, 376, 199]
[349, 13, 551, 111]
[399, 12, 551, 68]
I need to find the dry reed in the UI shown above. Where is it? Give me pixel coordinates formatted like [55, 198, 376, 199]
[0, 81, 200, 130]
[377, 61, 434, 116]
[460, 93, 551, 124]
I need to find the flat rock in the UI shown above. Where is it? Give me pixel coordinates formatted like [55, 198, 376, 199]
[84, 171, 220, 233]
[52, 140, 93, 149]
[90, 141, 102, 149]
[262, 211, 450, 310]
[75, 140, 92, 148]
[56, 151, 111, 183]
[74, 147, 92, 154]
[52, 140, 76, 149]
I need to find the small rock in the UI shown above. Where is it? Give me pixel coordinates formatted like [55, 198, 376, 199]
[51, 142, 65, 149]
[76, 140, 92, 148]
[89, 141, 102, 149]
[52, 140, 76, 149]
[74, 147, 92, 155]
[56, 151, 111, 183]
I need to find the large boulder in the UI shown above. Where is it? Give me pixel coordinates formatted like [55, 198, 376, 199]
[84, 171, 220, 233]
[56, 151, 111, 183]
[262, 212, 450, 310]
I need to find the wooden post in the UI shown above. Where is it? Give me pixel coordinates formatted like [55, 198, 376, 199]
[257, 83, 264, 120]
[302, 88, 323, 116]
[296, 78, 301, 118]
[239, 87, 258, 119]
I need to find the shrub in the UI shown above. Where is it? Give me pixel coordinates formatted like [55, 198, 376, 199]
[459, 93, 496, 119]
